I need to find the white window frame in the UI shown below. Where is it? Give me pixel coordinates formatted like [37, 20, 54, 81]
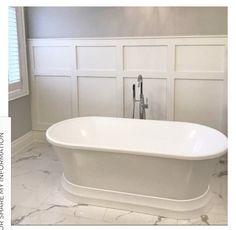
[9, 7, 29, 101]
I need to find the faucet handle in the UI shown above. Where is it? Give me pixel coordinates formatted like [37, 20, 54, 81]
[132, 84, 136, 99]
[145, 98, 148, 108]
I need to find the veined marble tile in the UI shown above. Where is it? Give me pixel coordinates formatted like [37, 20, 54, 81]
[177, 219, 192, 225]
[12, 150, 62, 174]
[188, 195, 227, 225]
[154, 216, 178, 225]
[12, 204, 110, 225]
[55, 216, 111, 225]
[11, 205, 37, 225]
[37, 202, 87, 220]
[207, 213, 227, 225]
[14, 206, 77, 225]
[210, 175, 227, 214]
[69, 216, 110, 225]
[12, 171, 61, 208]
[103, 208, 156, 224]
[220, 176, 227, 212]
[190, 217, 208, 225]
[12, 185, 35, 207]
[12, 169, 49, 190]
[75, 205, 107, 221]
[207, 197, 227, 225]
[212, 155, 227, 178]
[210, 175, 221, 194]
[41, 179, 76, 207]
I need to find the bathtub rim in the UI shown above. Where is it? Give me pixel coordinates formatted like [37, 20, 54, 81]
[46, 116, 227, 161]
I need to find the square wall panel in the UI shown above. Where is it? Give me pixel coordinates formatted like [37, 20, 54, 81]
[124, 46, 168, 72]
[33, 46, 71, 71]
[174, 79, 224, 130]
[35, 76, 72, 124]
[78, 77, 117, 117]
[124, 78, 167, 120]
[175, 45, 225, 72]
[76, 46, 117, 71]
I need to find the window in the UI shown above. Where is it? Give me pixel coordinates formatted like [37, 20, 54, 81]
[8, 7, 29, 101]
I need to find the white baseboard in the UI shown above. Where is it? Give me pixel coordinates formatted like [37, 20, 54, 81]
[11, 130, 46, 156]
[31, 130, 47, 143]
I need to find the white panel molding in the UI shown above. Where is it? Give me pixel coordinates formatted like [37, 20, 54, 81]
[11, 131, 46, 156]
[166, 42, 176, 121]
[77, 70, 118, 77]
[31, 45, 73, 75]
[175, 45, 225, 73]
[33, 69, 74, 76]
[71, 75, 78, 117]
[123, 72, 169, 78]
[173, 73, 225, 80]
[116, 76, 124, 117]
[69, 44, 78, 118]
[12, 131, 34, 156]
[172, 37, 227, 45]
[28, 35, 227, 42]
[76, 46, 117, 71]
[116, 45, 125, 117]
[123, 45, 168, 72]
[31, 76, 74, 130]
[28, 36, 227, 133]
[31, 130, 47, 143]
[29, 43, 38, 131]
[174, 79, 225, 131]
[77, 76, 117, 117]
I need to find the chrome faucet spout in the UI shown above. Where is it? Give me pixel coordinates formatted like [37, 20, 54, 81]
[131, 74, 148, 119]
[137, 74, 143, 95]
[137, 74, 142, 85]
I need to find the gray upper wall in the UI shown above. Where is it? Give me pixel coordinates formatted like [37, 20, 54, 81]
[25, 7, 227, 38]
[9, 95, 32, 141]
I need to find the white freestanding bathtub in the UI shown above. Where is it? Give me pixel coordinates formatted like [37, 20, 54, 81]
[46, 117, 227, 218]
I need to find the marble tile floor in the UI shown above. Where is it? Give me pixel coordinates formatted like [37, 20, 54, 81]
[11, 143, 227, 225]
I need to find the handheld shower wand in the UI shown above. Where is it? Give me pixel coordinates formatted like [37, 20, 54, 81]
[132, 84, 136, 118]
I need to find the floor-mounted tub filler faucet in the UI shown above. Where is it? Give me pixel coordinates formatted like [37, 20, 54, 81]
[132, 75, 148, 119]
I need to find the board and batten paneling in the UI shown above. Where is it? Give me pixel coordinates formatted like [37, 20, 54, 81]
[32, 45, 73, 76]
[29, 42, 75, 130]
[175, 45, 225, 72]
[123, 45, 168, 72]
[32, 76, 73, 129]
[78, 77, 117, 117]
[174, 79, 224, 131]
[76, 46, 117, 71]
[28, 36, 227, 134]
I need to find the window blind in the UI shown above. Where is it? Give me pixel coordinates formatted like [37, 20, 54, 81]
[8, 7, 21, 84]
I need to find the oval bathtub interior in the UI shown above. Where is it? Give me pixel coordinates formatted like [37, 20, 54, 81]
[46, 116, 227, 160]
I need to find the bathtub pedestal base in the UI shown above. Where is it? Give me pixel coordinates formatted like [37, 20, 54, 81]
[61, 175, 214, 219]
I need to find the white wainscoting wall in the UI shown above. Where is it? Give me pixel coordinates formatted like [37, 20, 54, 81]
[28, 36, 227, 134]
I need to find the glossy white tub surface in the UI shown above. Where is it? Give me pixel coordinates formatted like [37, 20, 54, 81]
[46, 117, 227, 218]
